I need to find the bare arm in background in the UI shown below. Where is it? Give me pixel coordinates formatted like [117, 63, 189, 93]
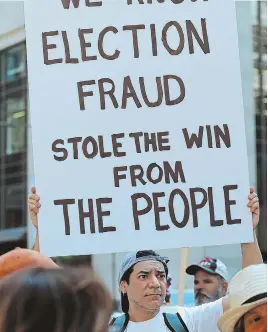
[240, 187, 263, 268]
[222, 186, 263, 312]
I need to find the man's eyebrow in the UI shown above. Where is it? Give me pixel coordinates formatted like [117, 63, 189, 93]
[137, 270, 150, 275]
[156, 269, 166, 274]
[136, 269, 165, 275]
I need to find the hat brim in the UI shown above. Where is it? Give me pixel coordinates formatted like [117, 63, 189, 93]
[217, 298, 267, 332]
[186, 264, 217, 276]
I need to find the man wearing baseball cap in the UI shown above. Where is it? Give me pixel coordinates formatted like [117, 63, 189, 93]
[111, 243, 263, 332]
[186, 257, 229, 306]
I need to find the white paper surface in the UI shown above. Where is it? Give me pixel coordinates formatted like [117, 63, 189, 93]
[24, 0, 253, 257]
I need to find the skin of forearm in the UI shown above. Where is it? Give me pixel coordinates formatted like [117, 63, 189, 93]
[241, 231, 263, 269]
[222, 231, 263, 314]
[33, 230, 40, 252]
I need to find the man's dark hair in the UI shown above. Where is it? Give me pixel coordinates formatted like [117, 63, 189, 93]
[120, 250, 168, 313]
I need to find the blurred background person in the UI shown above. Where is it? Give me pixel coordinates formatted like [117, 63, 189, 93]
[0, 266, 113, 332]
[165, 275, 173, 304]
[186, 257, 228, 305]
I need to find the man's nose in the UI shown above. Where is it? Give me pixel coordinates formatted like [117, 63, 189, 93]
[149, 275, 160, 288]
[195, 286, 203, 293]
[195, 281, 204, 289]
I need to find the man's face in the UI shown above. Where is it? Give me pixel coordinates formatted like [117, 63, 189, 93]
[194, 269, 226, 305]
[120, 260, 167, 313]
[236, 303, 267, 332]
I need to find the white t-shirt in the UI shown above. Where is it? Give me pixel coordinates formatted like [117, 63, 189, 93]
[124, 299, 223, 332]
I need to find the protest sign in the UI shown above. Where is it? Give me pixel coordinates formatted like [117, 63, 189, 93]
[24, 0, 253, 257]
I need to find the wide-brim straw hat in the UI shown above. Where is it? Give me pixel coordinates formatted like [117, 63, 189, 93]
[218, 263, 267, 332]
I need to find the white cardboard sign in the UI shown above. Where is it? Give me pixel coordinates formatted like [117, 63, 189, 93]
[24, 0, 253, 257]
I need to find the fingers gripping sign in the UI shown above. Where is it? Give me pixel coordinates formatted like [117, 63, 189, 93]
[247, 187, 260, 230]
[28, 187, 41, 229]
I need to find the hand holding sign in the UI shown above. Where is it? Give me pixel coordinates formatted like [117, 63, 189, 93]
[28, 187, 41, 229]
[29, 187, 260, 252]
[248, 187, 260, 230]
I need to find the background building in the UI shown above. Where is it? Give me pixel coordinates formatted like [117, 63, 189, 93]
[0, 0, 266, 306]
[0, 2, 27, 254]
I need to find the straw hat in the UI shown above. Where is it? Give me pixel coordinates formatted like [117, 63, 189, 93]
[218, 264, 267, 332]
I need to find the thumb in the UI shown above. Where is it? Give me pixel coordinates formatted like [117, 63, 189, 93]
[249, 187, 254, 194]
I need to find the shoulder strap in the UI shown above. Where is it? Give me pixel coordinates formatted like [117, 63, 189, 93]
[163, 312, 189, 332]
[110, 314, 129, 332]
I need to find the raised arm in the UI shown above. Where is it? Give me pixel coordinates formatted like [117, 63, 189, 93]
[241, 187, 263, 268]
[222, 187, 263, 312]
[28, 187, 41, 252]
